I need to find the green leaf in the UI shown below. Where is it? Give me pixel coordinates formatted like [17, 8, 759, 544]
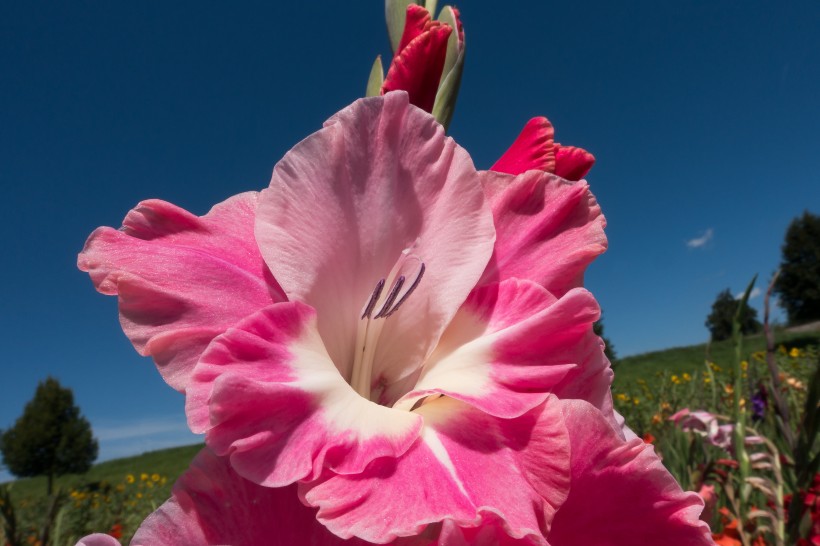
[385, 0, 421, 53]
[366, 55, 384, 97]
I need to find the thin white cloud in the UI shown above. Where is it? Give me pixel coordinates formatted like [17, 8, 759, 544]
[686, 228, 714, 249]
[735, 287, 762, 300]
[93, 416, 192, 441]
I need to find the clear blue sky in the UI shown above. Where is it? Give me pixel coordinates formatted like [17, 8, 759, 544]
[2, 1, 819, 477]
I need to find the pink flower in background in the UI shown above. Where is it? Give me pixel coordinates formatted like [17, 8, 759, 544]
[670, 408, 734, 450]
[78, 92, 711, 544]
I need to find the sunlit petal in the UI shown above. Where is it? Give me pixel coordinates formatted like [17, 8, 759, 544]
[304, 396, 570, 545]
[78, 193, 284, 390]
[187, 302, 422, 486]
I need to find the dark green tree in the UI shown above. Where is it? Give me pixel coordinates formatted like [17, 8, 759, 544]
[593, 317, 617, 364]
[775, 211, 820, 325]
[1, 378, 98, 495]
[706, 288, 762, 342]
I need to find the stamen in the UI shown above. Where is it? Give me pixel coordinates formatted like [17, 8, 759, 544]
[374, 276, 405, 319]
[361, 278, 385, 319]
[381, 263, 425, 318]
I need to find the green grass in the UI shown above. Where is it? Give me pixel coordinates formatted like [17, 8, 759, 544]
[613, 328, 820, 387]
[3, 443, 203, 503]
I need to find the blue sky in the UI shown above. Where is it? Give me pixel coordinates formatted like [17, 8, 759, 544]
[2, 1, 819, 479]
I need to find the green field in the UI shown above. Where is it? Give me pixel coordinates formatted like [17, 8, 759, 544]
[613, 327, 820, 386]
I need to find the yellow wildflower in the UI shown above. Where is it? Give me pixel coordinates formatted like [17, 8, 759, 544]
[671, 375, 681, 384]
[652, 414, 662, 425]
[741, 360, 748, 371]
[661, 402, 672, 412]
[140, 473, 149, 482]
[682, 373, 692, 382]
[151, 473, 161, 482]
[790, 347, 801, 358]
[632, 398, 640, 405]
[724, 384, 734, 395]
[126, 474, 135, 484]
[615, 393, 629, 402]
[703, 376, 712, 384]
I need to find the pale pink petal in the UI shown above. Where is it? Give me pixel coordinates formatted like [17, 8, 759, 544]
[554, 144, 595, 181]
[479, 169, 606, 298]
[75, 535, 121, 546]
[303, 396, 570, 545]
[78, 193, 284, 391]
[383, 10, 453, 113]
[187, 302, 422, 486]
[256, 93, 495, 397]
[547, 400, 713, 546]
[394, 279, 602, 418]
[490, 117, 556, 175]
[127, 448, 373, 546]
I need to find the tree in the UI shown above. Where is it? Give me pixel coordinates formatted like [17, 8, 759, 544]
[1, 378, 98, 495]
[705, 288, 762, 342]
[775, 211, 820, 325]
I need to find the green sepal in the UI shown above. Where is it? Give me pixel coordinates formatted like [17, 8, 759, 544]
[385, 0, 421, 53]
[431, 5, 464, 131]
[366, 55, 384, 97]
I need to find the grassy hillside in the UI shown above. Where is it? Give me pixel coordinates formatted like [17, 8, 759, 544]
[2, 443, 202, 503]
[613, 328, 820, 387]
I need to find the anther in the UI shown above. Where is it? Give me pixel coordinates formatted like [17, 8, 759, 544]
[361, 278, 385, 319]
[376, 263, 426, 319]
[374, 276, 405, 319]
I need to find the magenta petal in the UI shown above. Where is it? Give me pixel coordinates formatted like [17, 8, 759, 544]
[479, 169, 607, 298]
[490, 117, 556, 175]
[547, 400, 713, 546]
[398, 279, 603, 419]
[256, 93, 495, 392]
[187, 302, 422, 486]
[396, 4, 434, 54]
[125, 448, 373, 546]
[382, 22, 453, 112]
[554, 144, 595, 181]
[78, 193, 284, 391]
[304, 397, 570, 545]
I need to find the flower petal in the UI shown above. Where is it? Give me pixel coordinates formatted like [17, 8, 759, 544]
[127, 448, 373, 546]
[479, 169, 606, 298]
[78, 193, 284, 391]
[554, 144, 595, 181]
[255, 93, 495, 394]
[394, 279, 602, 418]
[397, 4, 434, 54]
[303, 396, 570, 545]
[382, 21, 453, 112]
[490, 117, 556, 175]
[547, 400, 713, 546]
[75, 535, 121, 546]
[187, 302, 423, 486]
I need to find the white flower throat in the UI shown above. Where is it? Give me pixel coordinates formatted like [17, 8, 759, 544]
[350, 246, 425, 399]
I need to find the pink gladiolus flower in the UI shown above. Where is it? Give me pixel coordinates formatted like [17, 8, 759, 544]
[492, 117, 596, 181]
[78, 92, 710, 544]
[381, 4, 460, 113]
[670, 408, 734, 450]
